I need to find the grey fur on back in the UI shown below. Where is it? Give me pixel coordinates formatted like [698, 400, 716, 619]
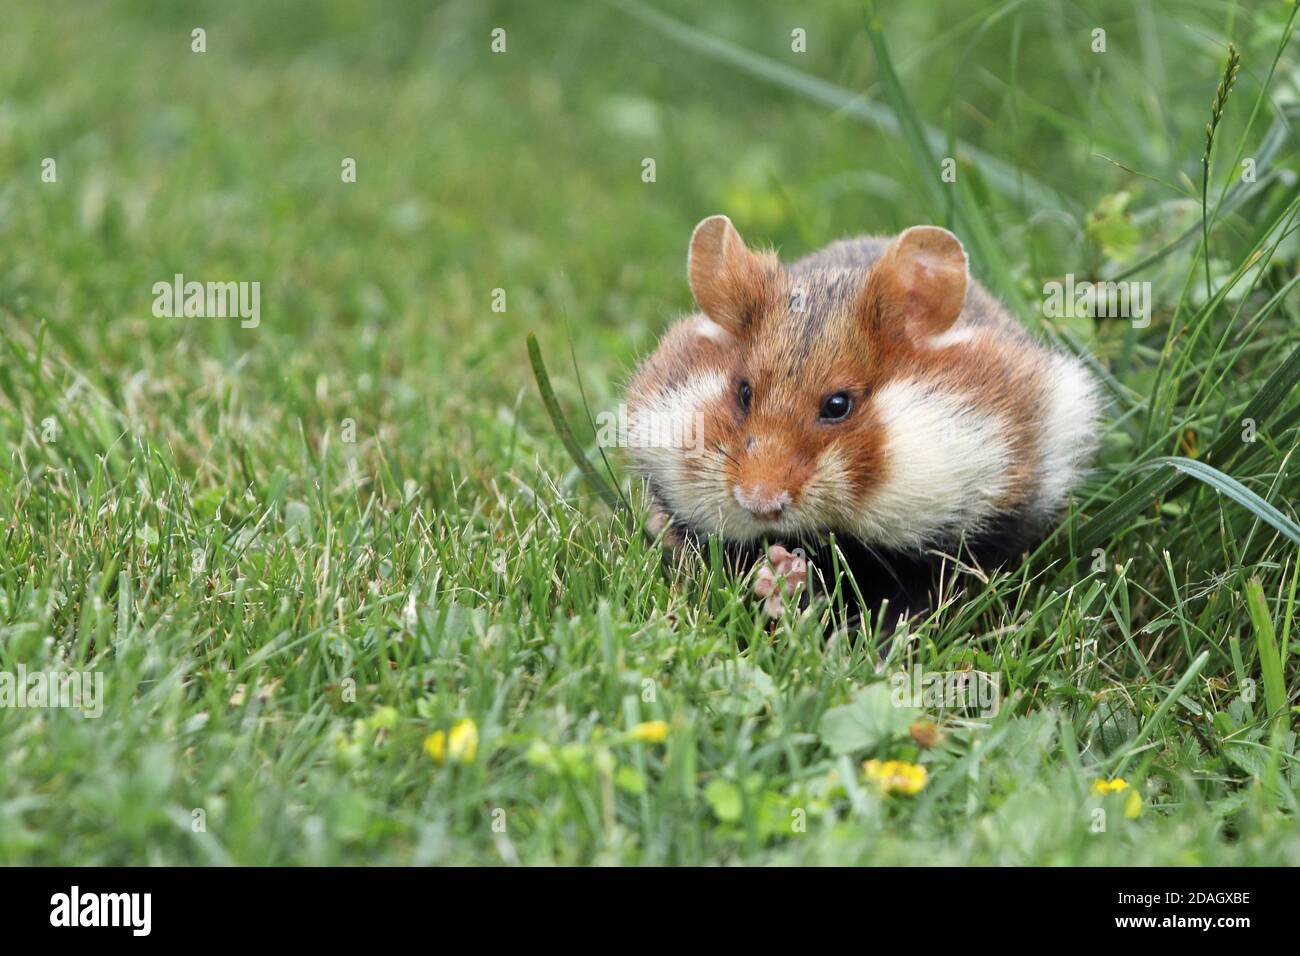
[789, 236, 893, 274]
[788, 234, 1024, 335]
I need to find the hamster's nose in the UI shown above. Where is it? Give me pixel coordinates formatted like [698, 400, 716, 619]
[733, 483, 792, 521]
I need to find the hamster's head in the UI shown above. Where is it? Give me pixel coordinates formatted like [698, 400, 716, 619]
[628, 214, 978, 548]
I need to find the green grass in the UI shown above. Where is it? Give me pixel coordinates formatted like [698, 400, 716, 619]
[1, 0, 1298, 864]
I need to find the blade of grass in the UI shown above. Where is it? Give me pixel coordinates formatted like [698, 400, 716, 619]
[1245, 577, 1290, 731]
[1137, 456, 1300, 546]
[568, 337, 632, 516]
[526, 333, 625, 517]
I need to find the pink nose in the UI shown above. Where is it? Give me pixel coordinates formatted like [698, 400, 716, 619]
[734, 485, 792, 520]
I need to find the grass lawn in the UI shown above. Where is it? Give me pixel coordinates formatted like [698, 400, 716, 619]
[1, 0, 1298, 865]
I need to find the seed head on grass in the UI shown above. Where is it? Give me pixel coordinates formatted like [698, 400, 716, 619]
[1202, 43, 1241, 159]
[1200, 42, 1241, 300]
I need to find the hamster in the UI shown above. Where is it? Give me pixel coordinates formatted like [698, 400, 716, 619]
[624, 214, 1101, 628]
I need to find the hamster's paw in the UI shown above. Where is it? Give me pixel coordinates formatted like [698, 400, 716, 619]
[647, 503, 687, 557]
[753, 544, 807, 618]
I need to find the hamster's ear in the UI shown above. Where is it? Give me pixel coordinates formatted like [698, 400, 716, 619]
[687, 215, 775, 337]
[863, 226, 968, 340]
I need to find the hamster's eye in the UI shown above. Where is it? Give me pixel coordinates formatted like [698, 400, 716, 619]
[738, 380, 753, 413]
[818, 391, 853, 422]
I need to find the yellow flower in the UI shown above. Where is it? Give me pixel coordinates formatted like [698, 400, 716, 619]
[629, 720, 669, 743]
[1124, 789, 1143, 819]
[425, 717, 479, 765]
[1092, 777, 1130, 795]
[447, 717, 479, 764]
[424, 730, 446, 764]
[863, 759, 928, 796]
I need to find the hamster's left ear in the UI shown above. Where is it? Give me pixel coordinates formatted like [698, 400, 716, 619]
[862, 226, 968, 340]
[687, 214, 778, 337]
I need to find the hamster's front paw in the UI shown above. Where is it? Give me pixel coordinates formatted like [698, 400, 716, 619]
[647, 502, 687, 557]
[753, 544, 807, 618]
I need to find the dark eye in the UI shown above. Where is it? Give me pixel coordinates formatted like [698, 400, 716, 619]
[738, 380, 752, 412]
[818, 391, 852, 422]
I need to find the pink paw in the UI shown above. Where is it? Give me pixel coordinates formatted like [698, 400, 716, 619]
[753, 545, 808, 618]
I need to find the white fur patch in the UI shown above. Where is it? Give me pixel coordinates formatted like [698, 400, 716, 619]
[1032, 353, 1101, 516]
[627, 371, 728, 530]
[924, 326, 977, 349]
[627, 371, 724, 461]
[854, 379, 1014, 550]
[692, 316, 731, 343]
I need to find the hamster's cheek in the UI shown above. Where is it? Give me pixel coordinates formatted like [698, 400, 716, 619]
[827, 419, 888, 503]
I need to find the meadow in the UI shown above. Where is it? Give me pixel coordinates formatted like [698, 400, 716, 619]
[0, 0, 1298, 865]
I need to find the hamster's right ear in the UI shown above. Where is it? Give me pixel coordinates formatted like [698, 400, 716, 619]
[687, 215, 775, 337]
[862, 225, 969, 341]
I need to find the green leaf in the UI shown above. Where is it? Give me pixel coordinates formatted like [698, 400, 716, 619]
[615, 764, 646, 795]
[1224, 741, 1270, 778]
[1091, 696, 1139, 755]
[705, 778, 743, 822]
[701, 661, 777, 716]
[1086, 191, 1141, 261]
[818, 682, 918, 756]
